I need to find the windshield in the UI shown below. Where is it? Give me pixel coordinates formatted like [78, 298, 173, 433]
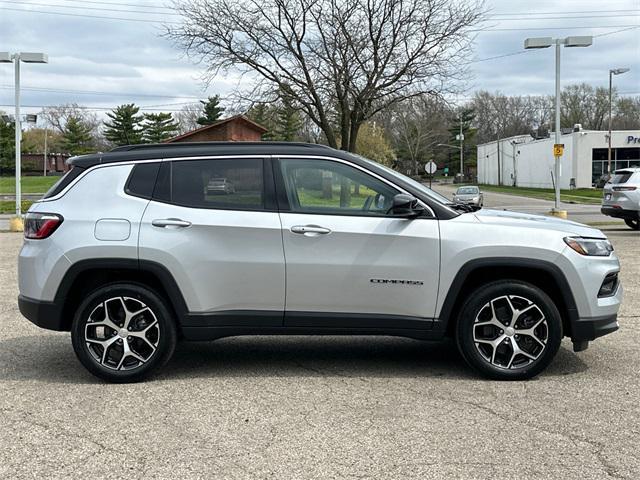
[457, 187, 479, 195]
[351, 154, 455, 205]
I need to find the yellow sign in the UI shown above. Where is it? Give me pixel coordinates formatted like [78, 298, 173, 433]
[553, 144, 564, 157]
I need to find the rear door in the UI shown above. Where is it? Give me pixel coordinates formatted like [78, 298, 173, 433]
[275, 156, 441, 328]
[603, 170, 638, 210]
[139, 156, 285, 325]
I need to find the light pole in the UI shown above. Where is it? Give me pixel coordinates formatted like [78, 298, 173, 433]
[0, 52, 48, 225]
[524, 36, 592, 217]
[608, 68, 630, 176]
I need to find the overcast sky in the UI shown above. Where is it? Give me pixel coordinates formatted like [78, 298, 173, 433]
[1, 0, 639, 118]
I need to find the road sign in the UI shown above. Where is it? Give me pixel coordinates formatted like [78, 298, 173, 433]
[553, 143, 564, 157]
[425, 161, 437, 174]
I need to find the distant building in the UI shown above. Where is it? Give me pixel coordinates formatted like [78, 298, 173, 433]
[166, 114, 267, 143]
[21, 153, 72, 176]
[477, 127, 640, 189]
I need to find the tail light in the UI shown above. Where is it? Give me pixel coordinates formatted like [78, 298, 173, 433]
[24, 213, 64, 239]
[613, 186, 637, 191]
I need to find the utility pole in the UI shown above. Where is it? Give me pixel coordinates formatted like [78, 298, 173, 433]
[458, 112, 464, 179]
[496, 137, 501, 186]
[608, 68, 630, 175]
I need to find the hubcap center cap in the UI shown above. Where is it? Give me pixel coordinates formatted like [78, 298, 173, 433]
[118, 328, 129, 339]
[505, 326, 515, 337]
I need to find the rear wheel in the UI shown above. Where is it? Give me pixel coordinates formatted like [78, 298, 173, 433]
[624, 218, 640, 230]
[456, 281, 562, 380]
[71, 283, 177, 383]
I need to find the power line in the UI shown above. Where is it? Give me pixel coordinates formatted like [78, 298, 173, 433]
[3, 0, 177, 15]
[0, 85, 201, 100]
[8, 0, 173, 9]
[491, 9, 640, 16]
[3, 4, 640, 31]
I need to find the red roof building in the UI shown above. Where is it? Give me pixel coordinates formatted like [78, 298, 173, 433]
[165, 115, 267, 143]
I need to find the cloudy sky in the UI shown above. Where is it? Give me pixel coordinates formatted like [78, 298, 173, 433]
[1, 0, 639, 118]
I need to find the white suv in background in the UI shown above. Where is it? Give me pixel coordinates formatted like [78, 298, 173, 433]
[18, 142, 622, 382]
[601, 167, 640, 230]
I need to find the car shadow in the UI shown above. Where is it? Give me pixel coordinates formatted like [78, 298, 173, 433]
[0, 334, 588, 384]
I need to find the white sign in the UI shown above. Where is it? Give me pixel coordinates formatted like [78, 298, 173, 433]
[424, 161, 437, 174]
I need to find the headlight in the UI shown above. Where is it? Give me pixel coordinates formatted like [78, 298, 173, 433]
[564, 237, 613, 256]
[472, 196, 479, 202]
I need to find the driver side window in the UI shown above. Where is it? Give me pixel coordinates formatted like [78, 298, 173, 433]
[279, 158, 399, 216]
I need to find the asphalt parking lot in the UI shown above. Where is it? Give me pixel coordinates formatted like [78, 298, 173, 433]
[0, 228, 638, 479]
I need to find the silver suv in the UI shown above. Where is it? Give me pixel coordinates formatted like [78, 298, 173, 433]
[601, 168, 640, 230]
[18, 142, 622, 382]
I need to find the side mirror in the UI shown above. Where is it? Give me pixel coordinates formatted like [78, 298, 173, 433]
[390, 193, 423, 218]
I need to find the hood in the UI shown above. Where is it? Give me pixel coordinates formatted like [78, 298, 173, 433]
[472, 208, 606, 238]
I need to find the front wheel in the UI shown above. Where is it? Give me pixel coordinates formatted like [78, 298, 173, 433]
[624, 218, 640, 230]
[456, 281, 562, 380]
[71, 283, 177, 383]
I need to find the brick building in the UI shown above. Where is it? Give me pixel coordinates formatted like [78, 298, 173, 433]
[166, 115, 267, 143]
[21, 153, 72, 175]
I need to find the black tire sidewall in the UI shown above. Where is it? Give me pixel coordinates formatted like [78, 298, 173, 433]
[456, 281, 562, 380]
[624, 218, 640, 230]
[71, 283, 177, 383]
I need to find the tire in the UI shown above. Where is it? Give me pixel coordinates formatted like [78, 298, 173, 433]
[624, 218, 640, 230]
[71, 283, 177, 383]
[455, 280, 562, 380]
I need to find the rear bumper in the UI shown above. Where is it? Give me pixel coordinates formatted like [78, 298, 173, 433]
[18, 295, 66, 331]
[601, 207, 639, 220]
[570, 313, 619, 342]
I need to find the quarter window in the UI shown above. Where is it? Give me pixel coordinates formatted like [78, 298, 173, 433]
[153, 158, 264, 210]
[279, 158, 399, 215]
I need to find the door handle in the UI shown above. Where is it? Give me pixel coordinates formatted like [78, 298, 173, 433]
[291, 225, 331, 235]
[152, 218, 192, 228]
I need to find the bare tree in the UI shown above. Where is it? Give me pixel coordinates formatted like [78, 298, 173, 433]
[561, 83, 609, 130]
[613, 96, 640, 130]
[175, 102, 203, 134]
[168, 0, 485, 152]
[41, 103, 100, 135]
[383, 94, 450, 175]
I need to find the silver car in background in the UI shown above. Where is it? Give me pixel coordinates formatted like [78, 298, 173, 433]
[453, 185, 483, 208]
[601, 168, 640, 230]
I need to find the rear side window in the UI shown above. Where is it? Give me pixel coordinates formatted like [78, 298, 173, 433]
[125, 162, 161, 199]
[611, 172, 632, 184]
[153, 158, 264, 210]
[43, 166, 84, 199]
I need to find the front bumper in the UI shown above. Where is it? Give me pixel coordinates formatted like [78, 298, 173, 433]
[571, 313, 619, 342]
[18, 295, 66, 331]
[601, 207, 639, 220]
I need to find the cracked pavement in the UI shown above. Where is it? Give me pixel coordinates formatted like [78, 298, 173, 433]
[0, 228, 638, 479]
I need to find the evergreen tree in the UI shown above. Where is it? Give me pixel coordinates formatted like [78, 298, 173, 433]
[274, 90, 302, 141]
[0, 116, 15, 173]
[196, 95, 225, 125]
[104, 103, 144, 146]
[61, 116, 94, 154]
[142, 112, 179, 143]
[247, 103, 276, 140]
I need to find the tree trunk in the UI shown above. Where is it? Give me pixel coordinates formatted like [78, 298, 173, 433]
[339, 175, 351, 207]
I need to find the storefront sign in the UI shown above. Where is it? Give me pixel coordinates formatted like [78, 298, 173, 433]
[627, 136, 640, 144]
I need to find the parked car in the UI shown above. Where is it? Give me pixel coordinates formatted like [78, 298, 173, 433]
[453, 185, 483, 208]
[18, 142, 622, 382]
[205, 177, 235, 195]
[601, 168, 640, 230]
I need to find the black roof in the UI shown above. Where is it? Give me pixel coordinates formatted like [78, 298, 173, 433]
[68, 142, 346, 168]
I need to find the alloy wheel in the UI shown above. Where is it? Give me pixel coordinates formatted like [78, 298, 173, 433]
[472, 295, 548, 370]
[84, 296, 160, 371]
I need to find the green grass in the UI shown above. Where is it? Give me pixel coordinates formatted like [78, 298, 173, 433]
[475, 184, 603, 205]
[0, 176, 59, 195]
[297, 185, 378, 210]
[0, 200, 33, 214]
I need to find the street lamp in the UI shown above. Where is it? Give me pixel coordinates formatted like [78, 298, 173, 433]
[0, 52, 48, 225]
[608, 67, 630, 175]
[524, 36, 592, 217]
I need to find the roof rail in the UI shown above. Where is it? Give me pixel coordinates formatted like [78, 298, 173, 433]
[110, 141, 331, 152]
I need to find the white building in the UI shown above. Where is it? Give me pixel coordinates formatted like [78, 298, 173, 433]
[477, 128, 640, 189]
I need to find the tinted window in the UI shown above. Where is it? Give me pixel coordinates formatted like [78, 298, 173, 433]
[610, 172, 632, 184]
[279, 158, 399, 215]
[153, 158, 264, 210]
[126, 162, 160, 199]
[43, 166, 84, 199]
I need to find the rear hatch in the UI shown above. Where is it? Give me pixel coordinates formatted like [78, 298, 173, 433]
[602, 169, 639, 210]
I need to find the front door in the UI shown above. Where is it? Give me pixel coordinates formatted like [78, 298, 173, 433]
[275, 157, 440, 328]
